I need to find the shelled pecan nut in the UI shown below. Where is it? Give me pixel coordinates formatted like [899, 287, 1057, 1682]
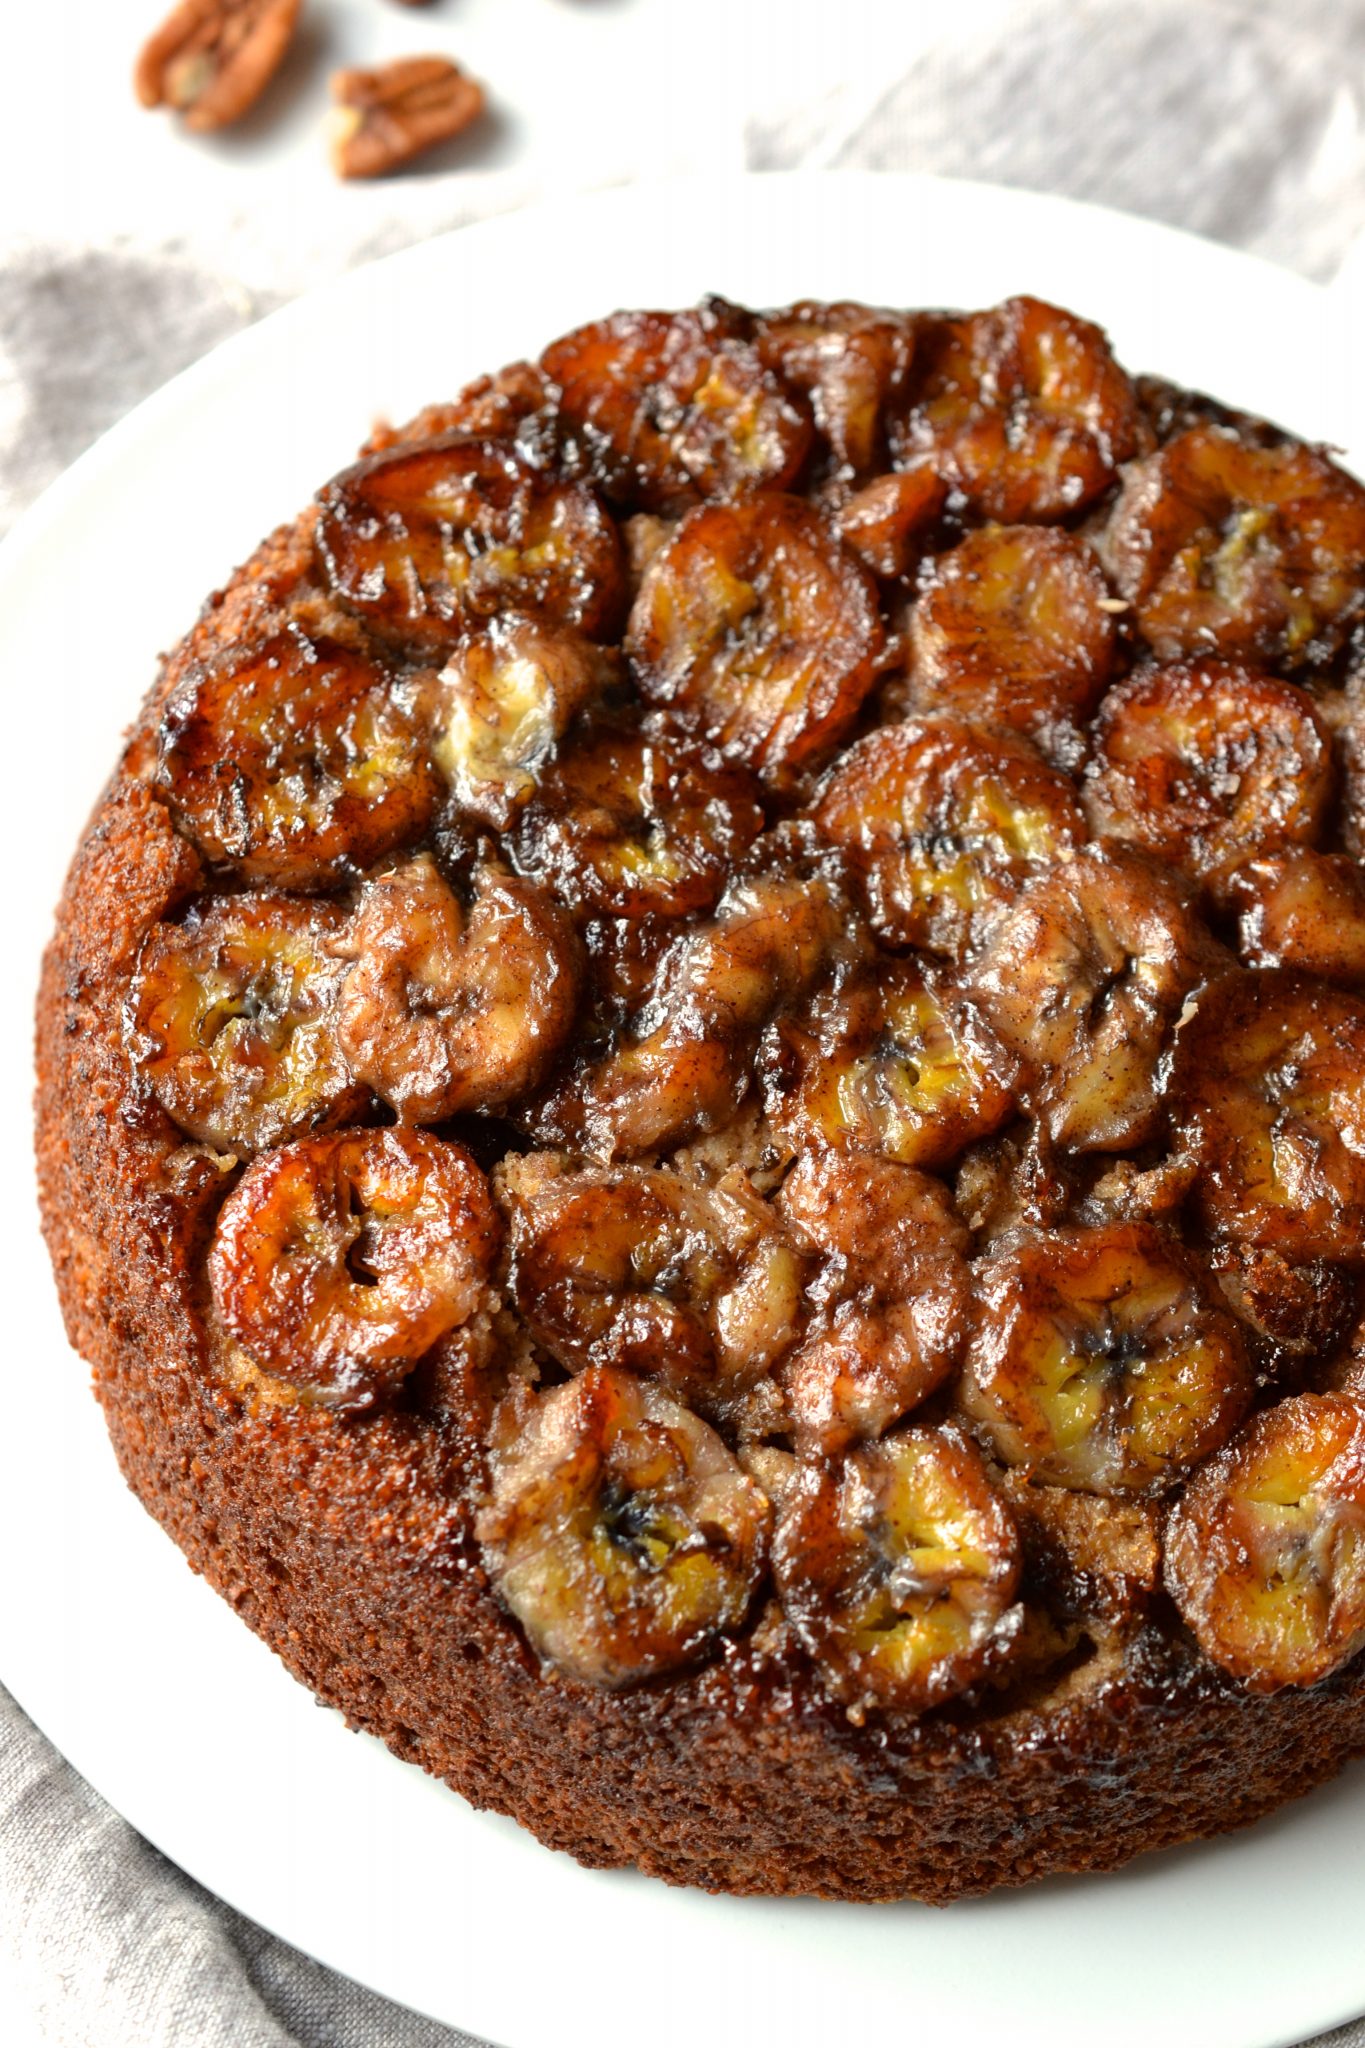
[134, 0, 301, 133]
[329, 56, 486, 179]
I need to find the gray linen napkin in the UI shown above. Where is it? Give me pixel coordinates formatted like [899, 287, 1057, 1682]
[6, 1, 1365, 2040]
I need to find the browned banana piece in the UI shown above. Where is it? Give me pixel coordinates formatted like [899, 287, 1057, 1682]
[962, 845, 1229, 1152]
[891, 295, 1139, 521]
[529, 863, 852, 1160]
[209, 1127, 500, 1410]
[499, 1152, 804, 1403]
[761, 955, 1012, 1171]
[834, 467, 947, 581]
[1165, 1390, 1365, 1691]
[1086, 659, 1333, 895]
[335, 853, 579, 1125]
[426, 617, 620, 831]
[772, 1424, 1023, 1712]
[363, 361, 551, 458]
[316, 433, 626, 652]
[512, 722, 765, 919]
[755, 301, 918, 479]
[156, 624, 439, 888]
[775, 1151, 970, 1456]
[809, 716, 1086, 959]
[129, 892, 365, 1153]
[1209, 1242, 1357, 1377]
[1101, 424, 1365, 669]
[960, 1223, 1252, 1495]
[1170, 969, 1365, 1263]
[476, 1363, 771, 1687]
[1226, 850, 1365, 987]
[625, 491, 885, 792]
[540, 302, 812, 514]
[907, 525, 1117, 763]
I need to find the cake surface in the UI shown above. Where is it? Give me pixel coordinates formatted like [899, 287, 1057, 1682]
[34, 292, 1365, 1903]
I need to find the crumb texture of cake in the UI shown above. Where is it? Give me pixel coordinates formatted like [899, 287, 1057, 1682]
[35, 292, 1365, 1903]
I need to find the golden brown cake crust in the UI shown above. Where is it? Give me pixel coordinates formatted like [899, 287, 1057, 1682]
[34, 312, 1365, 1905]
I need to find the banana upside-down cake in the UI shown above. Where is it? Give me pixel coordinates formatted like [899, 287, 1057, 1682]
[35, 293, 1365, 1900]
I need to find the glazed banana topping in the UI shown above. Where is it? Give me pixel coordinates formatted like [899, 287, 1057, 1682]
[512, 723, 765, 918]
[810, 717, 1087, 958]
[476, 1364, 771, 1685]
[890, 296, 1140, 520]
[1101, 424, 1365, 668]
[761, 956, 1012, 1170]
[1085, 658, 1333, 894]
[334, 853, 579, 1123]
[773, 1424, 1023, 1711]
[157, 622, 439, 886]
[625, 490, 885, 790]
[500, 1152, 804, 1405]
[542, 302, 812, 511]
[129, 893, 365, 1153]
[317, 433, 626, 650]
[1227, 850, 1365, 986]
[775, 1152, 971, 1456]
[135, 292, 1365, 1708]
[209, 1127, 500, 1410]
[961, 846, 1229, 1151]
[427, 618, 619, 830]
[1171, 971, 1365, 1263]
[529, 861, 853, 1159]
[1165, 1392, 1365, 1691]
[754, 300, 918, 480]
[960, 1224, 1253, 1496]
[905, 524, 1116, 762]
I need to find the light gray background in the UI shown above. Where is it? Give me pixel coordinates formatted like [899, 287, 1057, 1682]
[5, 1, 1365, 2040]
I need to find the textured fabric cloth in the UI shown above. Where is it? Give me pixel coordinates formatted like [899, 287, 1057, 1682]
[5, 0, 1365, 2040]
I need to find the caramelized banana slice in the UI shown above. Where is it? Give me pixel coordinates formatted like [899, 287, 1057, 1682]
[626, 491, 884, 791]
[157, 625, 438, 888]
[810, 717, 1086, 958]
[209, 1127, 499, 1410]
[776, 1152, 970, 1455]
[963, 845, 1228, 1152]
[761, 957, 1012, 1170]
[892, 296, 1138, 521]
[835, 467, 947, 581]
[1102, 424, 1365, 667]
[316, 433, 626, 651]
[1171, 970, 1365, 1262]
[960, 1224, 1252, 1496]
[513, 724, 765, 919]
[908, 525, 1116, 758]
[500, 1153, 803, 1400]
[477, 1363, 770, 1687]
[1166, 1391, 1365, 1691]
[755, 301, 918, 478]
[530, 863, 852, 1159]
[1086, 660, 1333, 893]
[336, 853, 579, 1125]
[365, 360, 551, 457]
[541, 303, 812, 513]
[129, 893, 365, 1153]
[428, 617, 619, 830]
[773, 1425, 1022, 1712]
[530, 863, 851, 1158]
[1227, 850, 1365, 987]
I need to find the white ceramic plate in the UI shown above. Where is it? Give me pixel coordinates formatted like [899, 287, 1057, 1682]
[3, 174, 1364, 2048]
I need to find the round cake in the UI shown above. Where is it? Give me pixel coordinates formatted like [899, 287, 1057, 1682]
[35, 292, 1365, 1903]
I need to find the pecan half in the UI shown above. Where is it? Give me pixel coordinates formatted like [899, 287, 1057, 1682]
[329, 56, 486, 180]
[134, 0, 301, 133]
